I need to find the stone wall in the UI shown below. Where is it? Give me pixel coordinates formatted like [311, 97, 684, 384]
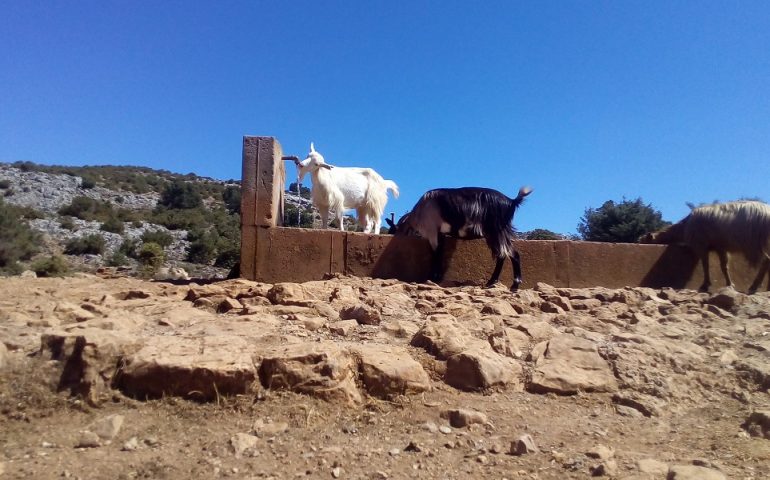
[240, 136, 759, 290]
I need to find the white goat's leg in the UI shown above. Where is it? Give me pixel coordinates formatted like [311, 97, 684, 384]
[372, 215, 382, 234]
[336, 210, 345, 231]
[319, 206, 330, 229]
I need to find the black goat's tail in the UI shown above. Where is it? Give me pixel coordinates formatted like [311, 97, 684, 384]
[514, 186, 533, 205]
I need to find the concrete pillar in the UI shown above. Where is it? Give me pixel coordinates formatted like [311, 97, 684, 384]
[240, 136, 285, 280]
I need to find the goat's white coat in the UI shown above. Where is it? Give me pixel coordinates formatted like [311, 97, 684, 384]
[297, 143, 398, 233]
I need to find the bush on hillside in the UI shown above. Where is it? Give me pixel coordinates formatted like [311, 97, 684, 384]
[0, 179, 10, 189]
[222, 185, 241, 214]
[159, 180, 202, 209]
[106, 251, 129, 267]
[0, 197, 40, 273]
[59, 216, 77, 231]
[138, 242, 165, 275]
[31, 255, 69, 277]
[58, 196, 114, 222]
[118, 237, 141, 259]
[100, 215, 125, 234]
[64, 234, 106, 255]
[141, 230, 174, 248]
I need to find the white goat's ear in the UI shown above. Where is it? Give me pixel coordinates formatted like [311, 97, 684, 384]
[320, 164, 333, 170]
[310, 142, 316, 153]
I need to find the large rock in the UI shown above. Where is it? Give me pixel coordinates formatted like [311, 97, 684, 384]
[258, 342, 362, 405]
[40, 328, 141, 403]
[267, 283, 308, 305]
[529, 334, 618, 394]
[116, 335, 257, 400]
[667, 465, 726, 480]
[445, 347, 523, 391]
[350, 344, 431, 398]
[488, 327, 530, 358]
[411, 314, 477, 359]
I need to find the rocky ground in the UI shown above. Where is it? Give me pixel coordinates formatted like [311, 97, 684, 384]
[1, 273, 769, 479]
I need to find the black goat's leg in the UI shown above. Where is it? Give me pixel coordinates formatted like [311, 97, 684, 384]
[698, 252, 711, 292]
[717, 250, 733, 289]
[748, 254, 770, 293]
[431, 235, 446, 283]
[510, 251, 522, 291]
[486, 256, 505, 288]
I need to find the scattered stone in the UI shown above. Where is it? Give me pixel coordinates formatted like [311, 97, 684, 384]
[144, 436, 160, 447]
[350, 344, 431, 398]
[122, 437, 140, 451]
[230, 433, 259, 458]
[339, 304, 381, 325]
[404, 441, 422, 453]
[718, 349, 738, 365]
[439, 426, 452, 434]
[447, 409, 488, 428]
[637, 458, 668, 475]
[615, 405, 644, 418]
[302, 317, 327, 331]
[267, 283, 306, 305]
[589, 460, 617, 477]
[667, 465, 726, 480]
[76, 431, 101, 448]
[510, 434, 538, 456]
[705, 287, 743, 311]
[329, 319, 359, 336]
[88, 414, 124, 442]
[422, 421, 439, 433]
[217, 297, 243, 313]
[388, 448, 400, 456]
[742, 410, 770, 439]
[585, 444, 614, 460]
[331, 466, 341, 478]
[253, 419, 289, 437]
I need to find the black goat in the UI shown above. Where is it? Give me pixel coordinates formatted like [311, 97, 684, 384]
[386, 186, 532, 290]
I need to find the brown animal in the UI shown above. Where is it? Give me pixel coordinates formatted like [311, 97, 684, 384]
[640, 200, 770, 293]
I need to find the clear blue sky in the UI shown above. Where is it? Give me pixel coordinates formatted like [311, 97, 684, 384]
[2, 1, 769, 234]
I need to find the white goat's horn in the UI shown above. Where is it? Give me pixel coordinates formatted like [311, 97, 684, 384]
[310, 142, 315, 152]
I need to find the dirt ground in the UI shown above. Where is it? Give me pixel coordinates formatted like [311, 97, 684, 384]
[1, 274, 769, 479]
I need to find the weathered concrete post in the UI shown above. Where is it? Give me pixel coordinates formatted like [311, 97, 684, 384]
[240, 136, 286, 280]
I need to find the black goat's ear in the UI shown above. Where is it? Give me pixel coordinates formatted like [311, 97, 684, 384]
[385, 218, 395, 228]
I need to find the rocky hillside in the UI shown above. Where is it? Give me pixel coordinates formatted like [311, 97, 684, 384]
[1, 274, 768, 479]
[0, 162, 318, 278]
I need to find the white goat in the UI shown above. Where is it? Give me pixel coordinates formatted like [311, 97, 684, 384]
[296, 143, 399, 233]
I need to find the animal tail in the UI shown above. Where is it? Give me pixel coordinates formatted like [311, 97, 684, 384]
[513, 186, 533, 206]
[384, 180, 400, 199]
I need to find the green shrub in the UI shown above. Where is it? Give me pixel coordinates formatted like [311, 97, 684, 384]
[59, 216, 77, 231]
[138, 242, 165, 273]
[30, 255, 69, 277]
[3, 188, 14, 197]
[100, 216, 125, 234]
[214, 247, 239, 270]
[0, 179, 10, 189]
[141, 230, 174, 248]
[0, 197, 40, 272]
[150, 207, 207, 231]
[222, 185, 241, 214]
[187, 234, 217, 264]
[106, 251, 129, 267]
[80, 176, 96, 189]
[118, 237, 141, 259]
[159, 180, 202, 209]
[58, 196, 114, 222]
[64, 234, 106, 255]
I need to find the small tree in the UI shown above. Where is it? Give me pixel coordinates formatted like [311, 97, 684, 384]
[31, 255, 69, 277]
[100, 215, 125, 234]
[578, 198, 669, 243]
[222, 185, 241, 214]
[288, 182, 311, 199]
[64, 234, 106, 255]
[159, 180, 202, 209]
[138, 242, 165, 275]
[523, 229, 563, 240]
